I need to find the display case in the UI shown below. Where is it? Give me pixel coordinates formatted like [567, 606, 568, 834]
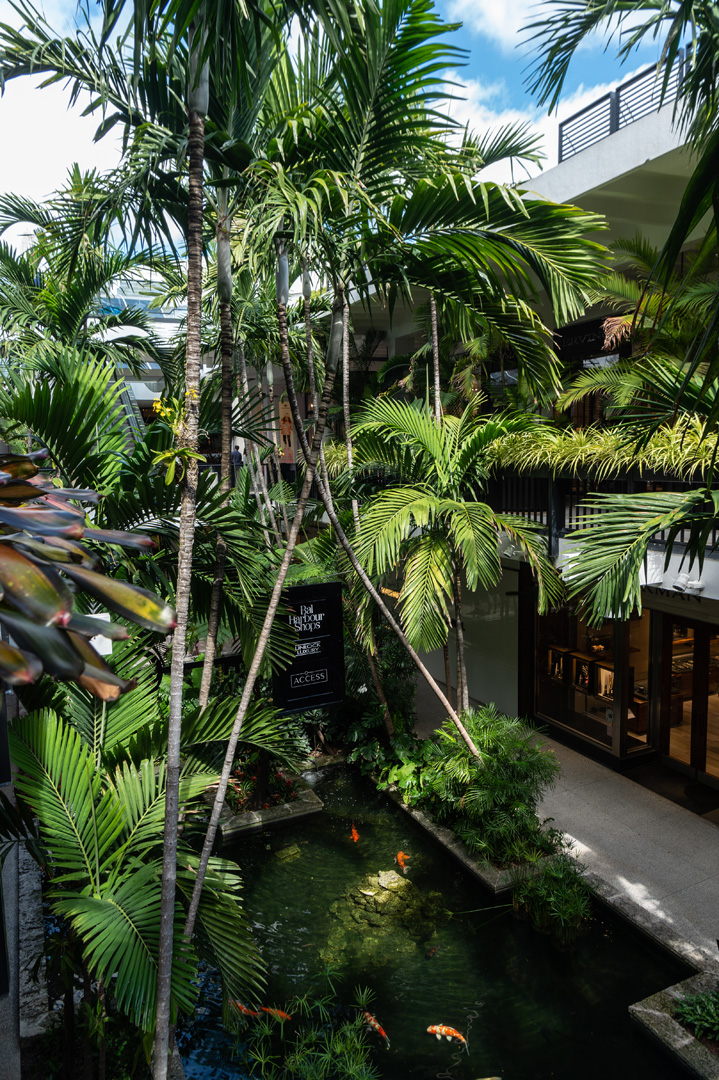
[595, 663, 615, 701]
[571, 654, 593, 693]
[547, 646, 571, 683]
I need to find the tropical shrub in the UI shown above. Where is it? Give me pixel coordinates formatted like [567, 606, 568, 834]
[675, 989, 719, 1043]
[227, 757, 301, 813]
[511, 852, 591, 947]
[379, 704, 562, 867]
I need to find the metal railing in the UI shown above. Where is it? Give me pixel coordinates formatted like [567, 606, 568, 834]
[558, 52, 686, 162]
[487, 473, 719, 553]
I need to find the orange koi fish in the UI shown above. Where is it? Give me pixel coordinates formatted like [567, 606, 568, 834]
[363, 1011, 390, 1047]
[231, 1001, 258, 1017]
[395, 851, 410, 874]
[260, 1006, 293, 1021]
[351, 824, 360, 843]
[427, 1024, 467, 1050]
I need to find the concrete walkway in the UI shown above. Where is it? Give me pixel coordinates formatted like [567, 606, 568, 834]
[414, 682, 719, 971]
[538, 733, 719, 970]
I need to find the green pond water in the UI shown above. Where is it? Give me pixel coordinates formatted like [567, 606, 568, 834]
[179, 764, 692, 1080]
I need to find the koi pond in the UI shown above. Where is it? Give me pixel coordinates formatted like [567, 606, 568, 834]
[179, 764, 692, 1080]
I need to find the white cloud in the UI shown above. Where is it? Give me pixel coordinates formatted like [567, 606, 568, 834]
[446, 0, 544, 53]
[444, 66, 646, 184]
[0, 77, 122, 245]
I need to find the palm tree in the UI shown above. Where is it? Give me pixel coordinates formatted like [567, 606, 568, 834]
[350, 397, 562, 710]
[0, 649, 305, 1076]
[0, 182, 174, 384]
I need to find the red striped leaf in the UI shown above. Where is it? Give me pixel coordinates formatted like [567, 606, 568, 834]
[0, 610, 83, 679]
[59, 564, 176, 633]
[0, 544, 73, 626]
[0, 640, 43, 685]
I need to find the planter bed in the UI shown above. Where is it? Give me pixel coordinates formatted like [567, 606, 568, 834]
[630, 972, 719, 1079]
[219, 774, 324, 840]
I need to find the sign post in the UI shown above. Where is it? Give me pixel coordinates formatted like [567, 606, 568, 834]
[273, 582, 345, 712]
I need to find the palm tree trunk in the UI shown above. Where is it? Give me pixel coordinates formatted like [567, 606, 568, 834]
[342, 290, 360, 533]
[153, 34, 206, 1080]
[97, 980, 107, 1080]
[368, 623, 394, 736]
[303, 259, 316, 432]
[443, 642, 453, 711]
[82, 964, 93, 1080]
[273, 441, 291, 534]
[278, 326, 482, 759]
[237, 344, 275, 547]
[183, 295, 346, 939]
[198, 191, 233, 709]
[239, 348, 280, 542]
[452, 570, 469, 712]
[430, 294, 441, 426]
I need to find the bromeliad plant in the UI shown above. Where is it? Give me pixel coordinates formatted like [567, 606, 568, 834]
[0, 447, 175, 695]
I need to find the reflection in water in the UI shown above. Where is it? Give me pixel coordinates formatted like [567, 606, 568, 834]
[179, 766, 689, 1080]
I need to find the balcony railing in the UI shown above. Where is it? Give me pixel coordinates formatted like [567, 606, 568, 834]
[558, 52, 686, 163]
[488, 474, 719, 553]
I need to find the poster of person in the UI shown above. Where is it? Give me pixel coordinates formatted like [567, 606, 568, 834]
[277, 399, 295, 465]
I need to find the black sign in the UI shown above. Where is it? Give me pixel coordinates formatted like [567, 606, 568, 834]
[273, 582, 345, 712]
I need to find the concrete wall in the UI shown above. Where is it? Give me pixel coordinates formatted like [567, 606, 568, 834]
[422, 565, 520, 716]
[527, 105, 684, 206]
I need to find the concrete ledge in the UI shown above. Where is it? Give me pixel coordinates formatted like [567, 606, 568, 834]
[630, 973, 719, 1079]
[220, 777, 323, 840]
[584, 869, 718, 974]
[17, 845, 50, 1042]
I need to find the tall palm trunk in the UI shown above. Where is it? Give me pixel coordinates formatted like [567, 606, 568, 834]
[452, 569, 469, 712]
[303, 259, 335, 516]
[237, 344, 274, 548]
[236, 345, 278, 544]
[303, 260, 316, 427]
[430, 294, 441, 426]
[279, 329, 482, 759]
[265, 362, 290, 536]
[342, 290, 360, 533]
[153, 33, 207, 1080]
[199, 186, 233, 708]
[183, 295, 346, 938]
[443, 642, 453, 710]
[368, 623, 394, 736]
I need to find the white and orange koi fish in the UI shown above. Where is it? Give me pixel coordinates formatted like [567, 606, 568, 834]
[363, 1011, 390, 1047]
[427, 1024, 468, 1050]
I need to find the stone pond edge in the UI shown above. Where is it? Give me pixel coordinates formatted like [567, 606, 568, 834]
[374, 776, 719, 1077]
[630, 972, 719, 1080]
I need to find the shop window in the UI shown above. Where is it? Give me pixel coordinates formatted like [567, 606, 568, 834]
[707, 635, 719, 779]
[668, 624, 695, 767]
[625, 610, 651, 750]
[535, 606, 614, 749]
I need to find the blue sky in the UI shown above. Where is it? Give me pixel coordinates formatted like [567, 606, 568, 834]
[0, 0, 665, 207]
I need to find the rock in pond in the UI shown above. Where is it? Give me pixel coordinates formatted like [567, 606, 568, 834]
[274, 844, 302, 862]
[321, 870, 447, 968]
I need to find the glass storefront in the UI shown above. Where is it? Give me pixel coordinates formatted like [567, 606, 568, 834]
[626, 610, 651, 750]
[535, 604, 719, 783]
[535, 605, 615, 749]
